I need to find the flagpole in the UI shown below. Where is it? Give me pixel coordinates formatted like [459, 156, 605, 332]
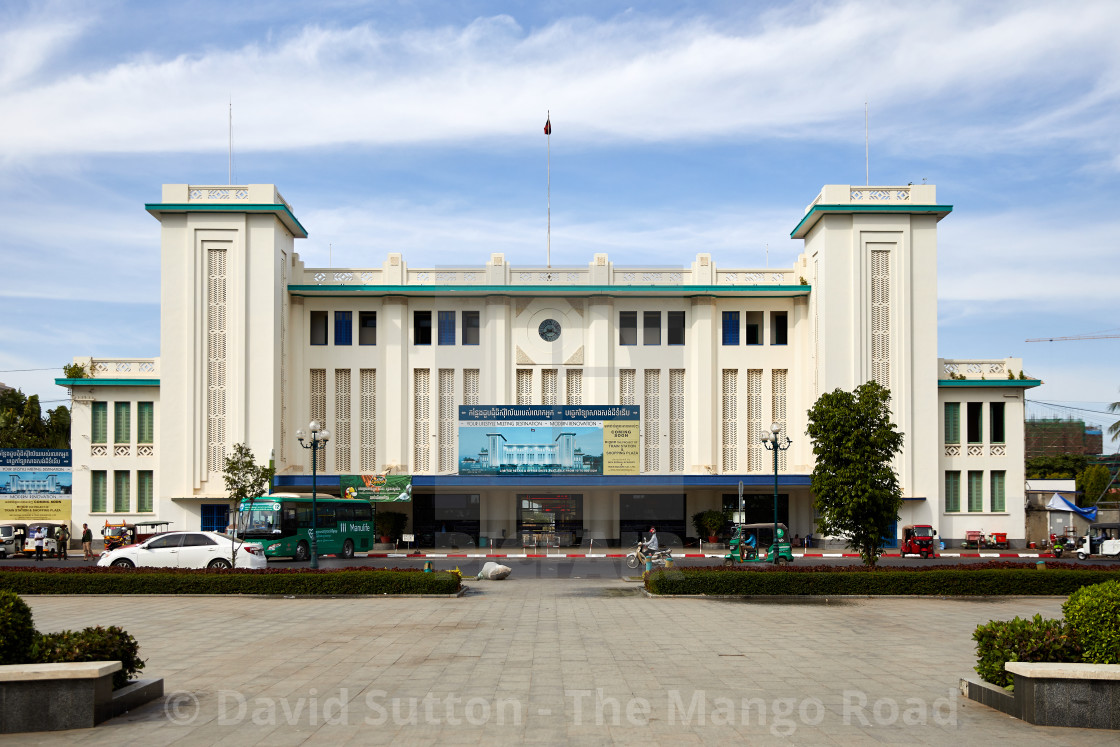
[547, 110, 551, 268]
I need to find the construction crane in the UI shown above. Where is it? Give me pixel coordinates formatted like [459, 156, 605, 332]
[1025, 334, 1120, 342]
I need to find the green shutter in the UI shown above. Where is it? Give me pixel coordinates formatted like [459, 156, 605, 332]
[91, 471, 107, 512]
[990, 471, 1006, 512]
[114, 402, 130, 444]
[138, 471, 153, 512]
[92, 403, 107, 444]
[944, 403, 960, 444]
[945, 471, 960, 512]
[114, 471, 130, 512]
[968, 471, 983, 512]
[138, 402, 154, 444]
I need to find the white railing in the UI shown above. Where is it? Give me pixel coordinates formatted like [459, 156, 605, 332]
[849, 187, 910, 202]
[715, 270, 793, 285]
[89, 359, 159, 377]
[186, 185, 291, 209]
[940, 358, 1024, 379]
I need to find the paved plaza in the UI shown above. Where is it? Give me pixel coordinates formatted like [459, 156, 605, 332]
[4, 573, 1108, 745]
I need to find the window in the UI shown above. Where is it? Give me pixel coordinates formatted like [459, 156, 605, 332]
[966, 403, 983, 444]
[667, 311, 685, 345]
[414, 311, 432, 345]
[310, 311, 328, 345]
[147, 535, 183, 550]
[114, 402, 130, 444]
[619, 311, 637, 345]
[91, 471, 107, 512]
[334, 311, 352, 345]
[182, 533, 217, 547]
[462, 311, 480, 345]
[944, 402, 960, 444]
[138, 402, 154, 444]
[967, 471, 983, 512]
[945, 471, 960, 512]
[745, 312, 762, 345]
[990, 471, 1006, 512]
[114, 470, 130, 513]
[990, 402, 1006, 443]
[138, 470, 153, 512]
[643, 311, 661, 345]
[722, 311, 740, 345]
[92, 402, 107, 444]
[438, 311, 456, 345]
[359, 311, 377, 345]
[770, 311, 788, 345]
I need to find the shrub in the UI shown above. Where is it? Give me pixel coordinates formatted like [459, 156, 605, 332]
[0, 590, 35, 665]
[34, 626, 145, 689]
[972, 614, 1080, 688]
[1062, 579, 1120, 664]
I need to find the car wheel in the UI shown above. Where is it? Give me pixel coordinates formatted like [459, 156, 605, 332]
[294, 541, 310, 562]
[111, 558, 134, 568]
[208, 558, 232, 569]
[340, 540, 354, 560]
[1077, 551, 1087, 561]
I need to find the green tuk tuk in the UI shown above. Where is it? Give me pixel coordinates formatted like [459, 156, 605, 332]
[723, 522, 795, 566]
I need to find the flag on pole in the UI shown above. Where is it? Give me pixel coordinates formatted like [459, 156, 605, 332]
[544, 116, 551, 135]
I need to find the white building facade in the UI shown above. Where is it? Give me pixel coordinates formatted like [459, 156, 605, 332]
[57, 183, 1039, 547]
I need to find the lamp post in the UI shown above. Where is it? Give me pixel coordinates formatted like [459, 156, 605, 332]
[761, 422, 792, 565]
[296, 420, 331, 569]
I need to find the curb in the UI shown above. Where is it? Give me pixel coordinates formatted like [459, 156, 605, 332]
[366, 551, 1058, 559]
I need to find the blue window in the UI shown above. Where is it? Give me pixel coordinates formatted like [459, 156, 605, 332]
[722, 311, 740, 345]
[438, 311, 456, 345]
[201, 504, 229, 532]
[334, 311, 352, 345]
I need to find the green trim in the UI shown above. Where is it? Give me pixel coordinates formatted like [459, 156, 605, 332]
[288, 284, 811, 297]
[55, 378, 160, 387]
[145, 203, 308, 238]
[790, 203, 953, 238]
[938, 379, 1041, 389]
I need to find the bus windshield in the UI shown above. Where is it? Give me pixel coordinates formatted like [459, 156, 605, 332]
[238, 505, 281, 537]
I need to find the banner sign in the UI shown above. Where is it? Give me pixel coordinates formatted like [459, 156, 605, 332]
[340, 473, 413, 502]
[0, 449, 73, 521]
[458, 405, 640, 476]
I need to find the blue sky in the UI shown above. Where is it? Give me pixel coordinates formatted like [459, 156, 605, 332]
[1, 0, 1118, 448]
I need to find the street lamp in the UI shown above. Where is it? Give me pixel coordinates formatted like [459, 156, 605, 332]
[761, 422, 792, 565]
[296, 420, 331, 569]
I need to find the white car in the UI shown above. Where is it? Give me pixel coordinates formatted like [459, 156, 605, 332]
[97, 531, 267, 570]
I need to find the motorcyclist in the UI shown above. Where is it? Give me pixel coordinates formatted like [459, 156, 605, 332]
[642, 526, 660, 555]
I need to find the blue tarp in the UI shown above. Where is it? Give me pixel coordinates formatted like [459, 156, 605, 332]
[1046, 493, 1098, 522]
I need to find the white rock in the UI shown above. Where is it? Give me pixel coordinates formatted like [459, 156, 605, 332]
[477, 561, 512, 580]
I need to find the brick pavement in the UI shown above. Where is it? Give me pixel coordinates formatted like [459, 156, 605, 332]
[4, 579, 1105, 745]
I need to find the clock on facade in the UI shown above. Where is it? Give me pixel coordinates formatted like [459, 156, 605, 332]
[538, 318, 562, 342]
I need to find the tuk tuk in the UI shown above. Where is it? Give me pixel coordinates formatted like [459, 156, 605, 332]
[900, 524, 937, 558]
[0, 523, 28, 558]
[723, 522, 794, 566]
[1075, 523, 1120, 560]
[102, 521, 137, 551]
[23, 522, 68, 556]
[133, 520, 172, 543]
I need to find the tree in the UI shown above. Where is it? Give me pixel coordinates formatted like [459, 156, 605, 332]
[1077, 464, 1113, 507]
[1025, 454, 1088, 480]
[0, 390, 70, 449]
[221, 443, 275, 566]
[1110, 390, 1120, 442]
[806, 380, 904, 566]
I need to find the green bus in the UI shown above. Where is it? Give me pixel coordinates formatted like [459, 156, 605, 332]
[236, 494, 376, 560]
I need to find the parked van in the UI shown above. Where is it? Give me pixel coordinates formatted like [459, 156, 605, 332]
[0, 523, 29, 558]
[23, 522, 68, 557]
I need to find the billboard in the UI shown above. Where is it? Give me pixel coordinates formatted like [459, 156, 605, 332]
[340, 473, 413, 502]
[458, 405, 640, 476]
[0, 449, 73, 521]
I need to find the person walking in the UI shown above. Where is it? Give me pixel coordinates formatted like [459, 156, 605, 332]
[58, 524, 70, 560]
[33, 527, 44, 561]
[81, 523, 93, 560]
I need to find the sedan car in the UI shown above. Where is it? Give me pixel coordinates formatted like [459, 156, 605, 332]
[97, 531, 267, 569]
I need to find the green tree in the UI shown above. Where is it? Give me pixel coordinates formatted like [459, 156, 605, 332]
[1077, 464, 1113, 507]
[1110, 390, 1120, 442]
[806, 380, 904, 566]
[0, 390, 70, 449]
[221, 443, 275, 566]
[1025, 454, 1088, 479]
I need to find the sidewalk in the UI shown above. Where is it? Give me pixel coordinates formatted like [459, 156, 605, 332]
[368, 547, 1059, 559]
[10, 575, 1099, 744]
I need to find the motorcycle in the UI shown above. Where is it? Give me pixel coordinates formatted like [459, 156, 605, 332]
[625, 540, 672, 570]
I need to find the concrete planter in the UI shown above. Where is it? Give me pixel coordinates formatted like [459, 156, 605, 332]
[0, 661, 163, 733]
[961, 662, 1120, 730]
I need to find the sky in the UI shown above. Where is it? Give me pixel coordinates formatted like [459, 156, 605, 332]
[1, 0, 1118, 450]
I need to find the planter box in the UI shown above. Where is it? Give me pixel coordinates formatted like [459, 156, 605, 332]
[0, 661, 163, 733]
[961, 662, 1120, 730]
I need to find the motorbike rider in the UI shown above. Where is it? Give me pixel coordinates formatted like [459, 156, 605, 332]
[641, 526, 660, 555]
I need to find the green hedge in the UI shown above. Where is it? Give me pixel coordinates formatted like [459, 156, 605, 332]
[0, 567, 461, 596]
[1062, 579, 1120, 664]
[35, 626, 145, 689]
[645, 566, 1119, 596]
[973, 614, 1081, 688]
[0, 590, 35, 665]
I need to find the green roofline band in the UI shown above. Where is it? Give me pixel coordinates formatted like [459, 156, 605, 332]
[144, 203, 309, 238]
[790, 203, 954, 238]
[54, 378, 160, 387]
[288, 284, 811, 297]
[938, 379, 1041, 388]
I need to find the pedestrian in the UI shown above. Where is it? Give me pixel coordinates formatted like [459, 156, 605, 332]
[58, 524, 70, 560]
[81, 523, 93, 560]
[33, 527, 44, 561]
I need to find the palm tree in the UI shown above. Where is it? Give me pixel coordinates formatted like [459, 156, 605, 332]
[1110, 390, 1120, 441]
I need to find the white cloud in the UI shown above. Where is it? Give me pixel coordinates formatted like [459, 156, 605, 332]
[1, 1, 1119, 161]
